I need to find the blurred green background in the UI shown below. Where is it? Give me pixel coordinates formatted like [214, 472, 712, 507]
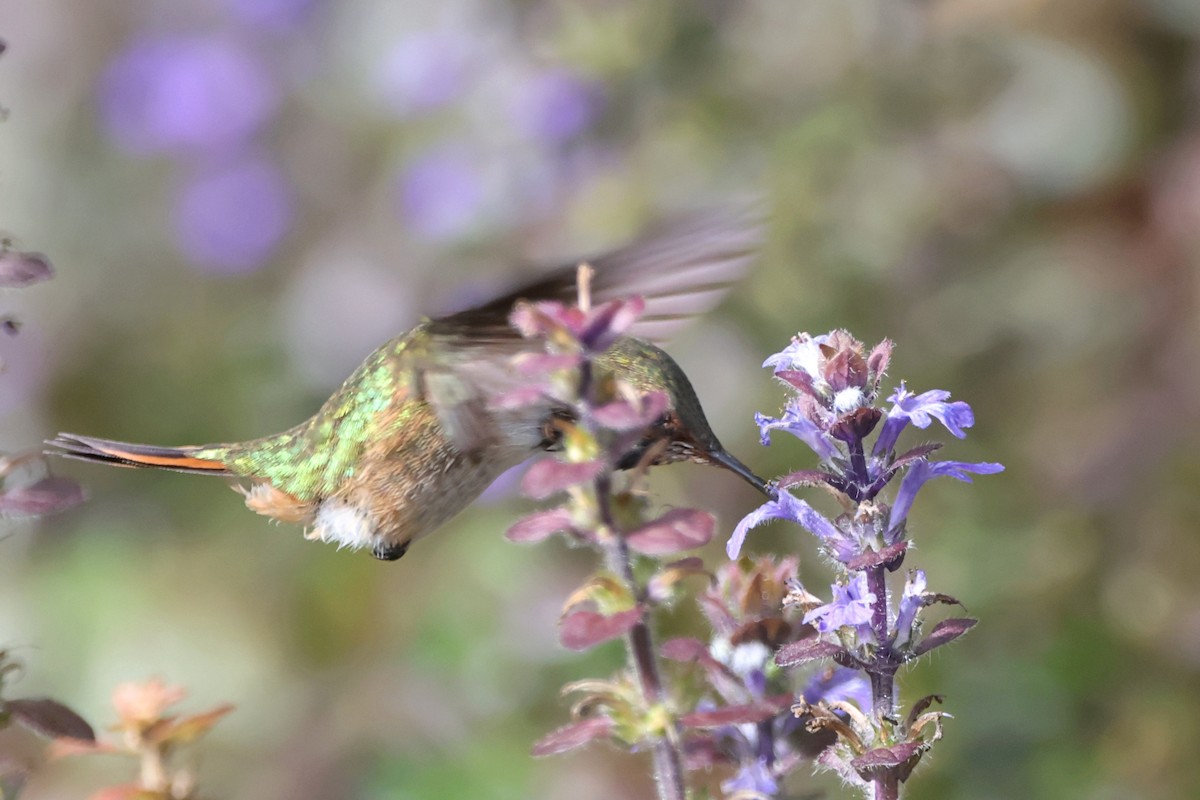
[2, 0, 1199, 798]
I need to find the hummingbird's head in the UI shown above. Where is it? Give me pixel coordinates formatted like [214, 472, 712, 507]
[614, 411, 773, 497]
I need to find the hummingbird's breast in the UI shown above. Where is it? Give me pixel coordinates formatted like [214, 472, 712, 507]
[314, 394, 535, 555]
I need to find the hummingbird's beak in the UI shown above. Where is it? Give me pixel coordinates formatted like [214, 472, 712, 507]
[707, 447, 776, 499]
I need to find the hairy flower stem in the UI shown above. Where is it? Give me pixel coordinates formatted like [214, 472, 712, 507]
[596, 472, 687, 800]
[866, 564, 900, 800]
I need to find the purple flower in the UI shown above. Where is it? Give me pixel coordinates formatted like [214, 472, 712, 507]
[510, 297, 644, 356]
[802, 667, 872, 711]
[755, 403, 838, 461]
[511, 69, 604, 144]
[803, 573, 875, 637]
[763, 331, 872, 414]
[224, 0, 317, 33]
[893, 570, 927, 649]
[377, 31, 473, 117]
[99, 34, 278, 155]
[727, 490, 852, 561]
[873, 382, 976, 457]
[721, 757, 778, 797]
[396, 146, 486, 241]
[889, 459, 1005, 531]
[172, 154, 294, 274]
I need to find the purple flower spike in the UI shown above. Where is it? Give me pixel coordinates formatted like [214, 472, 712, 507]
[889, 460, 1005, 531]
[727, 491, 841, 559]
[803, 573, 876, 637]
[874, 383, 976, 457]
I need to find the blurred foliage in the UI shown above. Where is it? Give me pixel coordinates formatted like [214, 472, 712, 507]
[1, 0, 1199, 798]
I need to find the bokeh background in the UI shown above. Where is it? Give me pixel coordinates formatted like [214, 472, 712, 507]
[1, 0, 1199, 798]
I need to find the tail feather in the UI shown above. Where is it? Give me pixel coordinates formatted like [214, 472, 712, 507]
[46, 433, 230, 475]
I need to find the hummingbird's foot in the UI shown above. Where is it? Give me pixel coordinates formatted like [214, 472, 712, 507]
[372, 541, 410, 561]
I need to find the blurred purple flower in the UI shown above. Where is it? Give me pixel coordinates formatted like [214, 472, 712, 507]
[802, 667, 871, 711]
[377, 31, 473, 117]
[172, 154, 294, 274]
[225, 0, 317, 33]
[99, 34, 278, 155]
[721, 757, 778, 797]
[512, 69, 604, 144]
[803, 574, 875, 638]
[397, 146, 485, 240]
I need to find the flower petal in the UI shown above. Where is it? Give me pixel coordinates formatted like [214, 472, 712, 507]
[889, 460, 1004, 530]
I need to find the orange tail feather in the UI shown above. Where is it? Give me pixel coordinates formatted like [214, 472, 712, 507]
[46, 433, 230, 475]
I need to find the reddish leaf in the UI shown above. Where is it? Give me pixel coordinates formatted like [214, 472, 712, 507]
[660, 637, 707, 662]
[852, 741, 922, 770]
[847, 540, 908, 572]
[592, 391, 668, 432]
[679, 701, 786, 728]
[531, 716, 613, 757]
[778, 470, 839, 490]
[0, 250, 53, 288]
[520, 459, 605, 500]
[506, 508, 574, 543]
[559, 608, 642, 651]
[913, 617, 977, 656]
[0, 477, 85, 517]
[7, 698, 94, 741]
[775, 640, 847, 668]
[852, 741, 926, 781]
[626, 508, 715, 555]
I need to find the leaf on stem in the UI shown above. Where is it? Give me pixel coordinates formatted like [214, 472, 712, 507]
[774, 640, 849, 669]
[520, 459, 604, 500]
[559, 608, 643, 651]
[506, 508, 575, 544]
[626, 508, 715, 555]
[6, 698, 95, 741]
[913, 617, 977, 656]
[531, 716, 614, 757]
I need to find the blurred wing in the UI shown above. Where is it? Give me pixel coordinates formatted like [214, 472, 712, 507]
[426, 205, 765, 346]
[420, 206, 766, 451]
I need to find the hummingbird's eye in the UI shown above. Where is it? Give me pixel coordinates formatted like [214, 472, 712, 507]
[373, 541, 410, 561]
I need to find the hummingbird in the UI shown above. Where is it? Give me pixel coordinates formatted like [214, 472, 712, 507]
[47, 211, 771, 562]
